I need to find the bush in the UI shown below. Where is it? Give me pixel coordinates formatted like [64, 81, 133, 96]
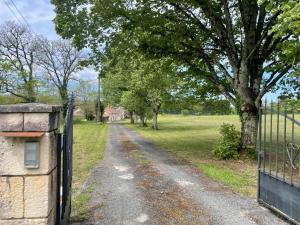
[181, 109, 190, 116]
[213, 123, 240, 159]
[85, 111, 95, 121]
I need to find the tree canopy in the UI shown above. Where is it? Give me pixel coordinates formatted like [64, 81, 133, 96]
[102, 43, 179, 129]
[52, 0, 300, 150]
[0, 21, 39, 102]
[37, 38, 85, 115]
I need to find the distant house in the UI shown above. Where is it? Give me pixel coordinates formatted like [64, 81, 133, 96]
[73, 108, 84, 118]
[103, 106, 126, 122]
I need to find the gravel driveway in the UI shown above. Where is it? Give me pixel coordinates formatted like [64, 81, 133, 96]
[72, 124, 289, 225]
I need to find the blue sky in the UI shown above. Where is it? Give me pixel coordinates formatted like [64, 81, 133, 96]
[0, 0, 98, 82]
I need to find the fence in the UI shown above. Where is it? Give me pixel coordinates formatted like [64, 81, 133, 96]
[56, 96, 74, 225]
[258, 100, 300, 224]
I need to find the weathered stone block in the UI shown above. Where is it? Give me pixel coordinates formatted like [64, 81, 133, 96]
[47, 207, 56, 225]
[0, 103, 62, 113]
[24, 113, 59, 132]
[0, 132, 57, 176]
[0, 113, 23, 132]
[49, 168, 57, 211]
[0, 177, 24, 219]
[24, 175, 52, 218]
[0, 103, 61, 225]
[0, 218, 48, 225]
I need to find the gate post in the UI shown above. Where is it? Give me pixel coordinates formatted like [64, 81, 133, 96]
[0, 103, 61, 225]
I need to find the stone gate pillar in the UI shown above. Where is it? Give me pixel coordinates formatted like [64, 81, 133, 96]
[0, 104, 61, 225]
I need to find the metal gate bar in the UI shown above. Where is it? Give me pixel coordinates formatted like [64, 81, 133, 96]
[56, 133, 62, 225]
[56, 96, 74, 225]
[259, 173, 300, 224]
[258, 100, 300, 225]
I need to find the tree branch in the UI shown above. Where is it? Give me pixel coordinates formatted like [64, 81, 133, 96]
[259, 64, 292, 99]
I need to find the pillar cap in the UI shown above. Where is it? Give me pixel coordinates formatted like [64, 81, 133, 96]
[0, 103, 62, 113]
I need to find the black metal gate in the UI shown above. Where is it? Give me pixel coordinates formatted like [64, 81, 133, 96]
[258, 100, 300, 225]
[56, 97, 74, 225]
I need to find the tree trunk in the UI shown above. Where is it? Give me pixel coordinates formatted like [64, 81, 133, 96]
[139, 112, 146, 127]
[59, 85, 68, 117]
[235, 61, 261, 152]
[26, 91, 36, 103]
[96, 98, 101, 122]
[129, 111, 135, 124]
[152, 110, 158, 130]
[238, 99, 259, 152]
[239, 109, 259, 152]
[26, 75, 36, 103]
[135, 114, 139, 123]
[100, 101, 104, 122]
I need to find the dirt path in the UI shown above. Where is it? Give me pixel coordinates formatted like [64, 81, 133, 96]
[72, 124, 289, 225]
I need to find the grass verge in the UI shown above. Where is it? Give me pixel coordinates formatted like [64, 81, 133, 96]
[125, 115, 257, 197]
[71, 184, 95, 221]
[71, 122, 108, 221]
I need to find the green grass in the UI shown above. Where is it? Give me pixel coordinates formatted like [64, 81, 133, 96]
[126, 114, 241, 160]
[197, 164, 256, 195]
[71, 121, 108, 221]
[71, 184, 95, 222]
[125, 114, 259, 197]
[198, 164, 248, 186]
[72, 122, 108, 189]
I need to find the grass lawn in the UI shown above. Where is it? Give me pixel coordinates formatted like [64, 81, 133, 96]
[125, 115, 258, 197]
[71, 121, 108, 221]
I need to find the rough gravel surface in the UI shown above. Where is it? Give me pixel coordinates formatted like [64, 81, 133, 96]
[72, 124, 289, 225]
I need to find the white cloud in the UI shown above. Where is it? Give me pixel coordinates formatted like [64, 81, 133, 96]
[75, 68, 99, 81]
[0, 0, 58, 39]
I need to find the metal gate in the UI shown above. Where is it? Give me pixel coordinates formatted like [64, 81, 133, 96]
[56, 96, 74, 225]
[258, 100, 300, 225]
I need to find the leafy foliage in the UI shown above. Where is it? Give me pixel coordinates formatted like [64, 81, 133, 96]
[213, 124, 240, 159]
[52, 0, 300, 148]
[268, 1, 300, 37]
[102, 41, 180, 128]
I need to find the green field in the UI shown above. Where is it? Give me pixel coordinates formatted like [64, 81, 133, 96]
[125, 115, 258, 197]
[71, 121, 108, 221]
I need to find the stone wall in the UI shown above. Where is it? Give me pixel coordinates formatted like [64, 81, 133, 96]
[0, 104, 61, 225]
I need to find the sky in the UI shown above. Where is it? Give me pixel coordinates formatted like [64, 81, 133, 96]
[0, 0, 98, 83]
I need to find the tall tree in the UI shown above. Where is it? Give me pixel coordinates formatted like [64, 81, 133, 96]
[0, 21, 39, 102]
[120, 90, 149, 127]
[138, 58, 178, 130]
[74, 80, 97, 119]
[52, 0, 300, 150]
[37, 38, 84, 115]
[102, 44, 178, 129]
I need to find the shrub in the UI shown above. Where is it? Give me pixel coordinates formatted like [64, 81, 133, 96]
[213, 123, 240, 159]
[85, 111, 95, 121]
[181, 109, 190, 116]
